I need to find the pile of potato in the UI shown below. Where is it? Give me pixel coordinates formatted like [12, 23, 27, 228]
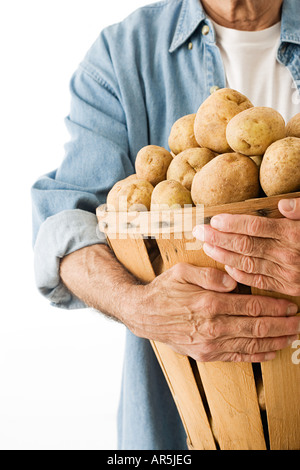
[106, 88, 300, 211]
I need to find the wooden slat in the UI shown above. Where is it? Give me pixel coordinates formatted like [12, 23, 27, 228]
[152, 341, 216, 450]
[107, 234, 216, 450]
[196, 362, 266, 450]
[97, 191, 300, 237]
[156, 235, 266, 450]
[252, 289, 300, 450]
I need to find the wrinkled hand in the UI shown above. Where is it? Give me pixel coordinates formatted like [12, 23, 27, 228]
[128, 263, 299, 363]
[193, 197, 300, 297]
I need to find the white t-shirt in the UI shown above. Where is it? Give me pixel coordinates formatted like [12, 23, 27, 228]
[212, 20, 300, 123]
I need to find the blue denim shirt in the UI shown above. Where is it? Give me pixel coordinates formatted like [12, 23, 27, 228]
[31, 0, 300, 450]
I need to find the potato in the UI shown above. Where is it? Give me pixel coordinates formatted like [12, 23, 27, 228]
[107, 178, 154, 211]
[260, 137, 300, 196]
[106, 175, 139, 208]
[168, 114, 199, 154]
[191, 153, 260, 206]
[286, 113, 300, 138]
[194, 88, 253, 153]
[151, 180, 193, 210]
[135, 145, 173, 186]
[226, 107, 286, 156]
[166, 147, 216, 190]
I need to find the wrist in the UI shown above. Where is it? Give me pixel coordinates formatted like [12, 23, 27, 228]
[115, 283, 147, 330]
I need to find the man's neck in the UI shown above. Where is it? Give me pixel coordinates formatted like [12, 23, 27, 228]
[201, 0, 283, 31]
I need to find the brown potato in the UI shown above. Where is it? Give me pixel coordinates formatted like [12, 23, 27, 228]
[194, 88, 253, 153]
[191, 153, 260, 206]
[135, 145, 173, 186]
[166, 147, 216, 190]
[106, 175, 139, 208]
[168, 114, 199, 154]
[260, 137, 300, 196]
[286, 113, 300, 138]
[151, 180, 193, 210]
[107, 178, 154, 211]
[226, 107, 286, 156]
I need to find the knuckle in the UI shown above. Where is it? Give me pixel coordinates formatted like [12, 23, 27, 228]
[240, 255, 255, 273]
[248, 217, 263, 235]
[243, 339, 260, 355]
[200, 292, 219, 317]
[171, 262, 188, 278]
[233, 235, 254, 255]
[254, 274, 267, 290]
[202, 319, 221, 340]
[229, 353, 243, 362]
[253, 319, 269, 338]
[246, 297, 263, 317]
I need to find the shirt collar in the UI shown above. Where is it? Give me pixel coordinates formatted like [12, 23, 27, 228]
[280, 0, 300, 45]
[169, 0, 206, 53]
[169, 0, 300, 54]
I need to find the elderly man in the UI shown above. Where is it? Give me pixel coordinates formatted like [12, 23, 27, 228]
[32, 0, 300, 450]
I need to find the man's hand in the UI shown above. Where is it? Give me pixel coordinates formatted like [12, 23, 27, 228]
[129, 263, 299, 363]
[193, 197, 300, 297]
[60, 244, 299, 363]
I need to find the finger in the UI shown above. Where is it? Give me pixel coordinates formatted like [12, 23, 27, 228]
[203, 243, 289, 283]
[189, 334, 298, 362]
[170, 345, 276, 363]
[200, 290, 299, 319]
[209, 351, 277, 363]
[196, 313, 300, 345]
[209, 213, 285, 240]
[193, 224, 279, 262]
[224, 265, 300, 297]
[173, 263, 237, 292]
[219, 335, 298, 355]
[278, 198, 300, 220]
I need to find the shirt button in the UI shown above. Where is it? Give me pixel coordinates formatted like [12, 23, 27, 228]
[188, 42, 193, 50]
[210, 85, 220, 94]
[202, 25, 210, 36]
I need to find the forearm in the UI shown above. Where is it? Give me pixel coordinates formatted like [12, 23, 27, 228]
[60, 244, 142, 324]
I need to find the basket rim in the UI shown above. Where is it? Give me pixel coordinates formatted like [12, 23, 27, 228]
[96, 191, 300, 237]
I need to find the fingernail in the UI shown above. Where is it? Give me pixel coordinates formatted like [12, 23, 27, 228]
[203, 243, 215, 256]
[264, 352, 276, 361]
[287, 304, 298, 315]
[192, 224, 205, 240]
[280, 199, 295, 212]
[222, 274, 235, 288]
[210, 216, 223, 230]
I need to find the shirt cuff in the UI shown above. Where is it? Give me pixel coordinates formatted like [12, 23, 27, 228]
[33, 209, 107, 309]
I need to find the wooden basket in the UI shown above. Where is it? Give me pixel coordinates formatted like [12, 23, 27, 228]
[97, 191, 300, 450]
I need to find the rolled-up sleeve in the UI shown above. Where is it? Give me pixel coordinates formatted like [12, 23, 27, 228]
[31, 32, 135, 309]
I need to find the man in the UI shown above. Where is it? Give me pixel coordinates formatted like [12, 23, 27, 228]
[32, 0, 300, 450]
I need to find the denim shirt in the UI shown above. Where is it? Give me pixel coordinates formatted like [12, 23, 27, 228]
[31, 0, 300, 450]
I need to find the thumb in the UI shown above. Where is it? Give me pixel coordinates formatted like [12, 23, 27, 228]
[278, 197, 300, 220]
[178, 264, 237, 293]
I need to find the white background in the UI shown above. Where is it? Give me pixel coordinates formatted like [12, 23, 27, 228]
[0, 0, 154, 450]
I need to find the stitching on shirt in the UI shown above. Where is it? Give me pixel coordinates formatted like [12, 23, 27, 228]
[79, 61, 118, 99]
[282, 34, 300, 44]
[174, 0, 187, 44]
